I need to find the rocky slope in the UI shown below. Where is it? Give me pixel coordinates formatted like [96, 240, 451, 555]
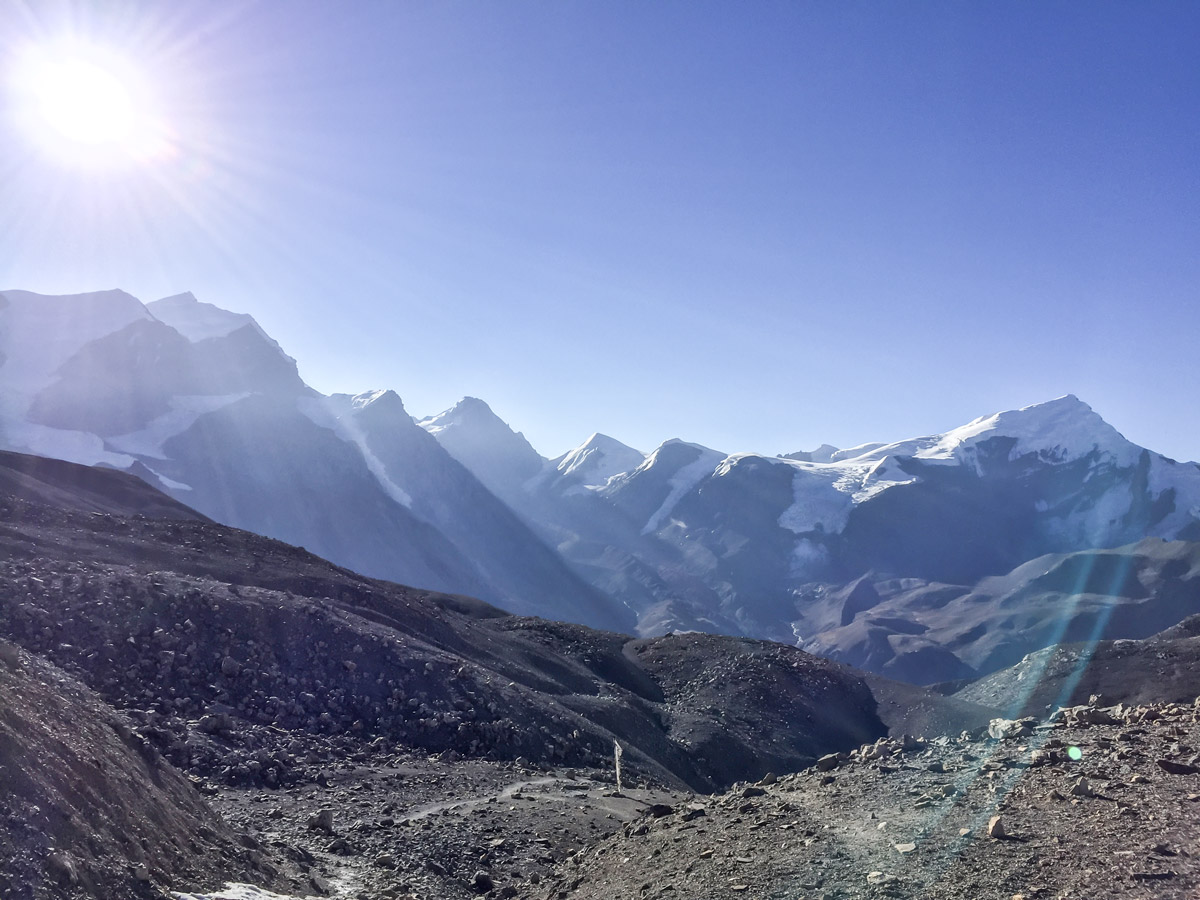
[0, 448, 1003, 898]
[799, 537, 1200, 684]
[0, 641, 293, 900]
[951, 612, 1200, 716]
[7, 448, 1200, 900]
[555, 698, 1200, 900]
[0, 450, 993, 793]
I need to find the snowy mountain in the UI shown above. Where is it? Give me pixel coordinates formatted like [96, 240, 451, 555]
[414, 384, 1200, 678]
[7, 286, 1200, 684]
[0, 289, 630, 631]
[549, 433, 645, 493]
[597, 396, 1198, 627]
[417, 398, 547, 510]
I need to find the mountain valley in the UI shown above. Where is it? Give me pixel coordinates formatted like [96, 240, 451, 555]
[4, 288, 1200, 899]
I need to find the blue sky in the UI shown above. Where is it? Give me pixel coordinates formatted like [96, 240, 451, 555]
[2, 1, 1198, 460]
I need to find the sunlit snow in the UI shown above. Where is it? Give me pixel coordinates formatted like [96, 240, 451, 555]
[639, 441, 725, 535]
[148, 292, 285, 352]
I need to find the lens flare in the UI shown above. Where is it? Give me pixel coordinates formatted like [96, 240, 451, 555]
[9, 41, 174, 167]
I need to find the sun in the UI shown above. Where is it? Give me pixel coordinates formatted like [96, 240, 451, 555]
[31, 57, 137, 145]
[10, 42, 172, 167]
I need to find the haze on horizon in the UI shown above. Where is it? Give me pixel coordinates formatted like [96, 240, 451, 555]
[2, 1, 1197, 462]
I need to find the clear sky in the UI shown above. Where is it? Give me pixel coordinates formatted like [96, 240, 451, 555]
[2, 1, 1198, 461]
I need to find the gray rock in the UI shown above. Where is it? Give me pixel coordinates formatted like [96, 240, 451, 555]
[472, 870, 495, 893]
[45, 851, 77, 885]
[1157, 758, 1200, 775]
[308, 808, 336, 834]
[816, 753, 841, 771]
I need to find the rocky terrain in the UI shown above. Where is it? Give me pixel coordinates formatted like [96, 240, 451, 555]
[0, 449, 997, 898]
[0, 640, 290, 899]
[557, 697, 1200, 900]
[951, 612, 1200, 716]
[5, 449, 1200, 899]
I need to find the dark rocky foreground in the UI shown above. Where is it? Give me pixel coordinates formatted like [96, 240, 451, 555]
[0, 641, 288, 899]
[0, 450, 996, 898]
[7, 450, 1200, 900]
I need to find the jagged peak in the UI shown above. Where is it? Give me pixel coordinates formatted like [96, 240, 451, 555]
[147, 292, 281, 352]
[348, 389, 407, 415]
[419, 396, 510, 432]
[553, 432, 644, 487]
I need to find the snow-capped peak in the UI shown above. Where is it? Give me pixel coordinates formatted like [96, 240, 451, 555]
[812, 396, 1140, 472]
[148, 292, 281, 350]
[553, 432, 644, 489]
[347, 389, 407, 415]
[419, 396, 505, 434]
[419, 397, 546, 498]
[905, 395, 1138, 469]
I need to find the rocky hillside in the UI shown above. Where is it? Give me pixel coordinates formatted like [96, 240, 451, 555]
[800, 537, 1200, 684]
[0, 641, 293, 900]
[951, 612, 1200, 716]
[555, 697, 1200, 900]
[0, 449, 985, 795]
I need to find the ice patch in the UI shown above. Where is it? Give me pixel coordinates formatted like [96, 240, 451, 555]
[787, 538, 830, 577]
[303, 396, 413, 509]
[143, 468, 192, 491]
[777, 466, 854, 534]
[776, 454, 918, 536]
[174, 884, 306, 900]
[106, 394, 250, 460]
[640, 445, 724, 535]
[350, 389, 391, 411]
[1, 420, 135, 468]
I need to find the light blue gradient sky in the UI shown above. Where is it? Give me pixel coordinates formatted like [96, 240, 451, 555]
[2, 1, 1198, 460]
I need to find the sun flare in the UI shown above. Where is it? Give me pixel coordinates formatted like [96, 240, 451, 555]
[10, 42, 173, 167]
[32, 57, 137, 145]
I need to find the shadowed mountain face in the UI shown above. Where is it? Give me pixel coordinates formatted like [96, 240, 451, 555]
[0, 290, 629, 632]
[800, 538, 1200, 684]
[0, 449, 993, 795]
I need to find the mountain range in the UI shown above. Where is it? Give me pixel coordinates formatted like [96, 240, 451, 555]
[4, 287, 1200, 683]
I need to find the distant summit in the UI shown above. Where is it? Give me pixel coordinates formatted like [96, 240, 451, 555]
[551, 433, 644, 490]
[419, 397, 547, 508]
